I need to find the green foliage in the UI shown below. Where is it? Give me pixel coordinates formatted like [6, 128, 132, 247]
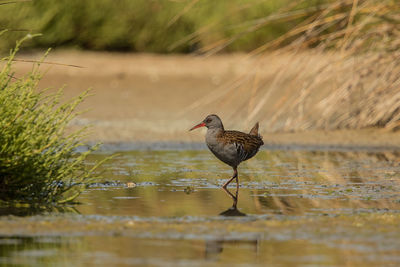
[0, 0, 295, 53]
[0, 37, 104, 204]
[2, 0, 395, 54]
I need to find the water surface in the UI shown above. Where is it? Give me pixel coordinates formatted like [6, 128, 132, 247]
[1, 148, 400, 266]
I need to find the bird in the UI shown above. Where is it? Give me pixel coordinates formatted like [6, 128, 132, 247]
[190, 114, 263, 189]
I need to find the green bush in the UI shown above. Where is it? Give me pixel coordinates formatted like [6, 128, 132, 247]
[0, 0, 296, 53]
[0, 36, 104, 204]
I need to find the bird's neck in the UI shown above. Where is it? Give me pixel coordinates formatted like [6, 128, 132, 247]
[206, 127, 224, 143]
[208, 126, 224, 134]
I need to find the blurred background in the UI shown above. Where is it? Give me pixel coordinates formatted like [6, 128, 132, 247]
[2, 0, 400, 145]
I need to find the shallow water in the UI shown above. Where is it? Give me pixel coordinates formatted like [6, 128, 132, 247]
[1, 148, 400, 266]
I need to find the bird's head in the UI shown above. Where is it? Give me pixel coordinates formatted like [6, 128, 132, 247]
[190, 114, 224, 131]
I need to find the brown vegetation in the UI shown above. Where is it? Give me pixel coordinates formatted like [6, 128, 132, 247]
[10, 0, 400, 144]
[187, 0, 400, 132]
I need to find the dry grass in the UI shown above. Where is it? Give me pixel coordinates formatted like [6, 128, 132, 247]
[184, 0, 400, 132]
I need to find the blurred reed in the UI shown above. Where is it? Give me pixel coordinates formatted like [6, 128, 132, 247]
[0, 0, 295, 53]
[184, 0, 400, 132]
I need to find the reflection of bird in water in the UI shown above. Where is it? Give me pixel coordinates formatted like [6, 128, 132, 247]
[219, 187, 246, 217]
[205, 187, 258, 260]
[205, 238, 259, 260]
[190, 114, 263, 189]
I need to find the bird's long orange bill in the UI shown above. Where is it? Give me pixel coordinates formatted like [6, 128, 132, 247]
[189, 122, 206, 131]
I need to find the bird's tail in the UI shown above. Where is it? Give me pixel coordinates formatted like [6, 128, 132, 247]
[249, 122, 259, 136]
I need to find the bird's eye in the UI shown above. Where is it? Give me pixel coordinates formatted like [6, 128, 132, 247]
[206, 118, 212, 123]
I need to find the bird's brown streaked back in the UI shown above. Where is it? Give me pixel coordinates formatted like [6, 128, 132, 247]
[219, 130, 263, 162]
[219, 131, 263, 149]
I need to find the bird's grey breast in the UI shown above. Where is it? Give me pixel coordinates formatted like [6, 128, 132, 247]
[205, 129, 240, 167]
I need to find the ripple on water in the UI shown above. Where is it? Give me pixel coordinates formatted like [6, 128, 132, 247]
[2, 148, 400, 266]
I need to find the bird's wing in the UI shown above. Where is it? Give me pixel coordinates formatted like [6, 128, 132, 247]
[222, 131, 263, 162]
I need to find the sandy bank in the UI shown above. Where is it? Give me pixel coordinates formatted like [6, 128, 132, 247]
[12, 50, 400, 148]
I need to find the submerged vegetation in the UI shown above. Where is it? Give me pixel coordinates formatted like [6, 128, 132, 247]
[0, 38, 103, 204]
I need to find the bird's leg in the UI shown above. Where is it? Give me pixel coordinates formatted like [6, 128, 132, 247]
[222, 186, 237, 206]
[222, 167, 238, 189]
[236, 173, 239, 191]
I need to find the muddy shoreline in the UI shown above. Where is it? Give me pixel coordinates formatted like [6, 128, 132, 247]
[12, 50, 400, 148]
[92, 141, 400, 153]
